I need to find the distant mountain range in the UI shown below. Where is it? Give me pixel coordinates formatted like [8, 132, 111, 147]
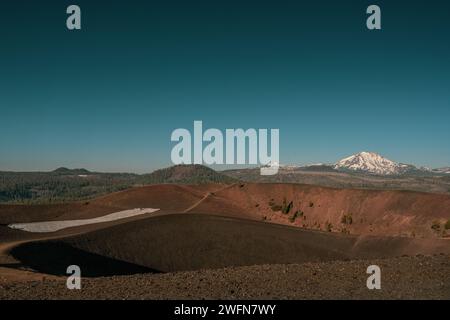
[6, 152, 449, 178]
[279, 151, 449, 176]
[223, 152, 450, 194]
[433, 167, 450, 174]
[1, 152, 449, 203]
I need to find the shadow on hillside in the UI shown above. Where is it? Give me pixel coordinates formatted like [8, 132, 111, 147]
[10, 241, 159, 277]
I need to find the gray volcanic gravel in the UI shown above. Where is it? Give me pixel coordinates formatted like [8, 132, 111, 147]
[1, 255, 449, 300]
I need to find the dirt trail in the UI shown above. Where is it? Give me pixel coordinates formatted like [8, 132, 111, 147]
[183, 184, 237, 213]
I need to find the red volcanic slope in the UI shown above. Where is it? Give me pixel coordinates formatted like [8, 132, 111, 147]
[187, 183, 450, 238]
[1, 183, 449, 239]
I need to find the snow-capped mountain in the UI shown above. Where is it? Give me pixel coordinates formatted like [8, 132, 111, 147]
[258, 152, 449, 176]
[433, 167, 450, 174]
[333, 151, 410, 175]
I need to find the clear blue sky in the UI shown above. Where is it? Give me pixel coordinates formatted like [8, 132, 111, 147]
[0, 0, 449, 173]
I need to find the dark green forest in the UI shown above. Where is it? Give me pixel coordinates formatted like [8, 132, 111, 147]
[0, 165, 236, 204]
[0, 168, 138, 204]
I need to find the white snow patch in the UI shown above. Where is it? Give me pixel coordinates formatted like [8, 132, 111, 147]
[8, 208, 160, 233]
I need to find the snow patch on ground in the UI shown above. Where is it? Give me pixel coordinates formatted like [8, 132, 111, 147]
[8, 208, 160, 233]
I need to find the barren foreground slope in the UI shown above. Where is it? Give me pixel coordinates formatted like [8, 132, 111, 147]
[9, 214, 450, 276]
[1, 183, 449, 299]
[1, 255, 449, 299]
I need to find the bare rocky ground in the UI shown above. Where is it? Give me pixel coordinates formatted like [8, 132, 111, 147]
[1, 255, 449, 300]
